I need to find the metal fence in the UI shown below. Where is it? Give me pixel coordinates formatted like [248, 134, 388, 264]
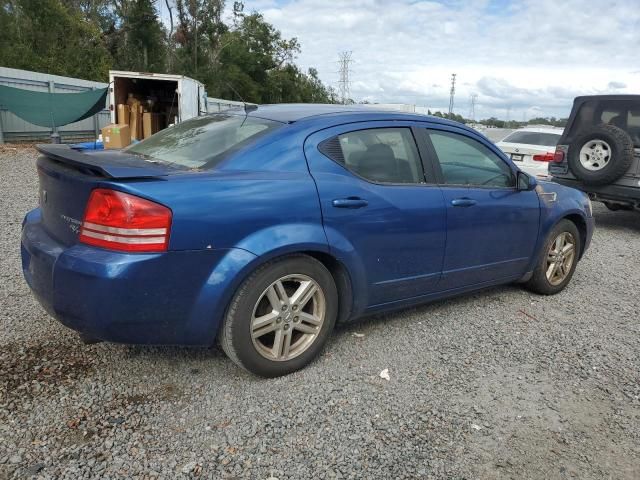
[0, 66, 110, 143]
[0, 67, 246, 144]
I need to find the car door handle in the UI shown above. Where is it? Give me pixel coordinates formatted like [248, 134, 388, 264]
[332, 197, 369, 209]
[451, 198, 477, 207]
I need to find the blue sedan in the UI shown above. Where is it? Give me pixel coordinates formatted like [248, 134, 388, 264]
[21, 105, 594, 377]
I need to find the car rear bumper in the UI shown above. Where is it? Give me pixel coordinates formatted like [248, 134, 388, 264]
[21, 208, 256, 345]
[551, 177, 640, 205]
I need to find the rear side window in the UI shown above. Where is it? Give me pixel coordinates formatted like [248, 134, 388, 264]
[126, 114, 281, 168]
[319, 128, 424, 184]
[429, 130, 514, 188]
[502, 131, 561, 147]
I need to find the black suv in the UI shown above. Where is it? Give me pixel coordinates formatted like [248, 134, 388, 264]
[550, 95, 640, 211]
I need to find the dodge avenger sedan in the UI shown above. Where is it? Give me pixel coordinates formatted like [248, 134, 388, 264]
[21, 105, 594, 377]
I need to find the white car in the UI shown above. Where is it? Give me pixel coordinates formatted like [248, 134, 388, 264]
[496, 127, 564, 177]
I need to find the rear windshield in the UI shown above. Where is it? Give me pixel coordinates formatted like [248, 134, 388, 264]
[126, 114, 281, 168]
[569, 99, 640, 147]
[501, 131, 561, 146]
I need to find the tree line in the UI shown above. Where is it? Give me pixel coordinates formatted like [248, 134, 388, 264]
[429, 111, 567, 128]
[0, 0, 339, 104]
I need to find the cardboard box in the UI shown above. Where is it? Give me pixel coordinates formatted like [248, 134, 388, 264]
[128, 100, 143, 141]
[142, 112, 163, 139]
[101, 124, 131, 149]
[116, 104, 130, 125]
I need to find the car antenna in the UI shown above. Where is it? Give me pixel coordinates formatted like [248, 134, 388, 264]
[226, 83, 258, 114]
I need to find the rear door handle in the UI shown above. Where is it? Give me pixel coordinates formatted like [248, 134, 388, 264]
[332, 197, 369, 209]
[451, 198, 477, 207]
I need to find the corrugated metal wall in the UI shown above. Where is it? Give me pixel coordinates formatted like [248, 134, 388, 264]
[0, 67, 248, 144]
[0, 66, 110, 143]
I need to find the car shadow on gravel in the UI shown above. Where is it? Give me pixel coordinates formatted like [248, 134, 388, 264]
[593, 209, 640, 233]
[333, 284, 516, 337]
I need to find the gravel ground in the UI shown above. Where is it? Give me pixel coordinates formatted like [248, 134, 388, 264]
[1, 146, 639, 480]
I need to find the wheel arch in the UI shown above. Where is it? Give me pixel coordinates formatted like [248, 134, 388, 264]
[238, 248, 355, 325]
[560, 213, 588, 260]
[301, 250, 354, 325]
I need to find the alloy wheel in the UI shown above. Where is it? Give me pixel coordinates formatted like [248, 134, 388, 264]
[579, 139, 611, 171]
[546, 232, 576, 286]
[250, 274, 326, 361]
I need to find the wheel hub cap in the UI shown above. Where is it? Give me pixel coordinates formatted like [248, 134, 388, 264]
[250, 274, 326, 362]
[546, 232, 576, 286]
[579, 139, 611, 171]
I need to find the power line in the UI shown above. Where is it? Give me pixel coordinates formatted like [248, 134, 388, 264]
[338, 51, 353, 105]
[448, 73, 457, 116]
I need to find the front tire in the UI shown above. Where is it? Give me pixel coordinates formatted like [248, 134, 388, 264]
[219, 255, 338, 377]
[524, 219, 581, 295]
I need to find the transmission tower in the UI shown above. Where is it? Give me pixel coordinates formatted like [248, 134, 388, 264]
[338, 51, 353, 105]
[469, 93, 478, 121]
[448, 73, 457, 116]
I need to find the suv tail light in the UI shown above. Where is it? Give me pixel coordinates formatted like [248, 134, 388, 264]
[553, 147, 565, 163]
[532, 152, 556, 162]
[79, 189, 172, 252]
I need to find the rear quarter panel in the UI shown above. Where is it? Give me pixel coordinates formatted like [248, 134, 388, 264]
[111, 170, 327, 254]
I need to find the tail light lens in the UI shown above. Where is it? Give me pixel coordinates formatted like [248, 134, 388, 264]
[553, 147, 565, 163]
[79, 189, 172, 252]
[532, 152, 556, 162]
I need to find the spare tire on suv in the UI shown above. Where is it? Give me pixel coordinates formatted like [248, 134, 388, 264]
[568, 123, 634, 185]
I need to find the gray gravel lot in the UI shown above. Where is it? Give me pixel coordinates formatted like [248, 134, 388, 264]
[1, 146, 639, 479]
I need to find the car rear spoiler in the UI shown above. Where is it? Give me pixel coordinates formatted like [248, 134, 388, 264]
[36, 144, 172, 179]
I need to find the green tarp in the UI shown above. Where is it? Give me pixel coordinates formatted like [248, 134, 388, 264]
[0, 85, 108, 128]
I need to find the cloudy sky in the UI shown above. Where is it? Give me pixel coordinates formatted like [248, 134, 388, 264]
[224, 0, 640, 119]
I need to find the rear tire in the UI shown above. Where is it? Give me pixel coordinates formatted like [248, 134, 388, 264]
[524, 219, 581, 295]
[219, 255, 338, 377]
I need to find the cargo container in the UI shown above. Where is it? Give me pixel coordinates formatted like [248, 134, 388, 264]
[108, 70, 208, 135]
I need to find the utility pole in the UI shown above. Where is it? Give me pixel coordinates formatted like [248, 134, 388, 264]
[338, 51, 353, 105]
[448, 73, 457, 116]
[469, 93, 478, 121]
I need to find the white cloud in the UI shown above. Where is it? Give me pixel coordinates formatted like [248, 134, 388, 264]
[239, 0, 640, 119]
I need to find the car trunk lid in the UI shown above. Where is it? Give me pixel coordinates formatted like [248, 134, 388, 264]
[497, 142, 553, 163]
[35, 145, 178, 246]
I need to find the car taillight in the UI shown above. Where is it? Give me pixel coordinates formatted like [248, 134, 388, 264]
[553, 147, 565, 163]
[79, 189, 172, 252]
[532, 152, 556, 162]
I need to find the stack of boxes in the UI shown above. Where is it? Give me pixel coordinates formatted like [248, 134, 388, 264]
[102, 93, 166, 149]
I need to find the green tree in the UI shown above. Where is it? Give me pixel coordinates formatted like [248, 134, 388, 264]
[0, 0, 111, 81]
[112, 0, 166, 72]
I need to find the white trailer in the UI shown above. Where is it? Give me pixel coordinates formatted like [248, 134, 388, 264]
[108, 70, 208, 130]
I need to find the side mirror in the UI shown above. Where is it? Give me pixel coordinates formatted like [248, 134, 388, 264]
[517, 171, 537, 191]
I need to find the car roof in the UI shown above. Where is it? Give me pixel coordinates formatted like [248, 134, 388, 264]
[225, 103, 461, 126]
[574, 94, 640, 103]
[505, 126, 563, 134]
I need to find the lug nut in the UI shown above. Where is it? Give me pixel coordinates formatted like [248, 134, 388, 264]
[276, 317, 282, 323]
[294, 316, 299, 322]
[282, 305, 288, 311]
[292, 305, 298, 311]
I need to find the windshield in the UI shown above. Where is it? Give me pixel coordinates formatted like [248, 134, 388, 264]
[502, 131, 561, 147]
[126, 114, 281, 168]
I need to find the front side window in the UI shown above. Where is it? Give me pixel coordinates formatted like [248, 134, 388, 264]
[429, 130, 514, 188]
[126, 114, 281, 168]
[320, 128, 424, 184]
